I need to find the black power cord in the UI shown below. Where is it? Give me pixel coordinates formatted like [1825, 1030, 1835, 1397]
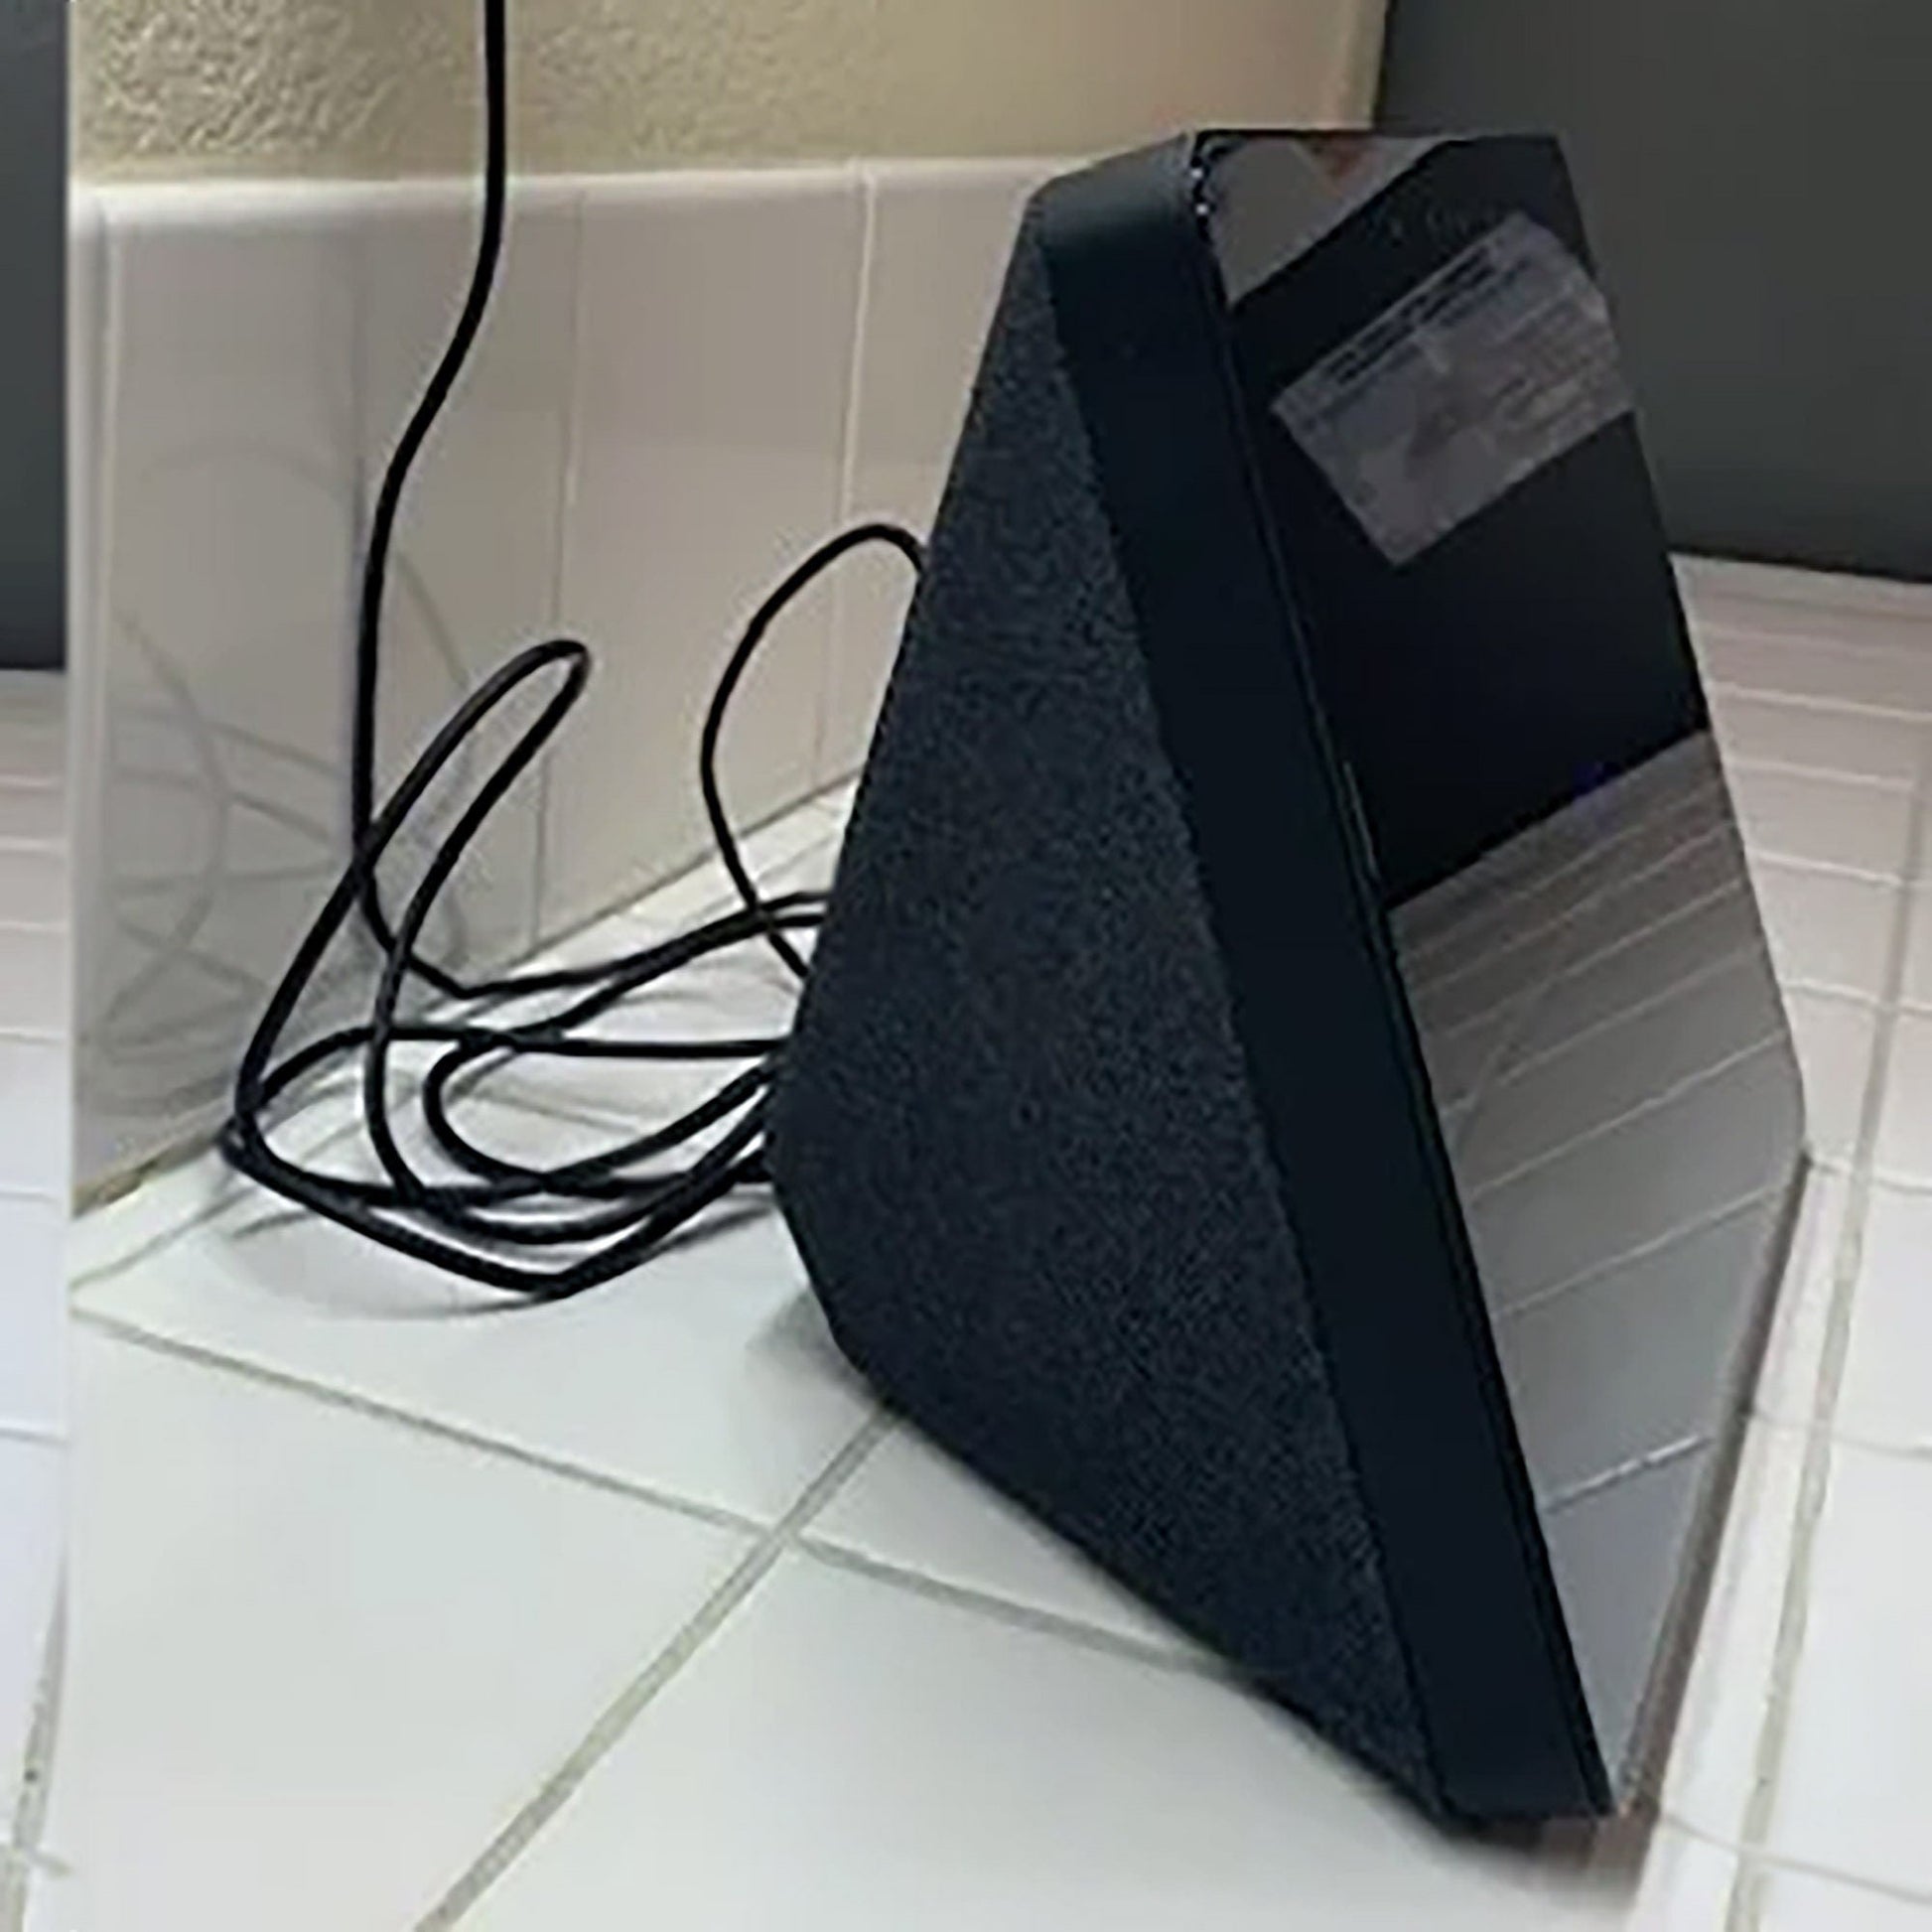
[218, 0, 923, 1298]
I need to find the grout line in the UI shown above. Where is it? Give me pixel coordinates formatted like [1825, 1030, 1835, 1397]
[1492, 1183, 1787, 1326]
[1682, 567, 1932, 628]
[527, 183, 590, 955]
[69, 1117, 364, 1293]
[430, 1077, 699, 1145]
[1462, 1034, 1784, 1204]
[792, 1536, 1227, 1685]
[1441, 956, 1557, 1167]
[1423, 796, 1697, 1161]
[0, 1183, 67, 1210]
[1713, 684, 1932, 729]
[1725, 754, 1914, 794]
[1421, 861, 1739, 1050]
[811, 163, 879, 792]
[1737, 1844, 1932, 1913]
[1697, 615, 1932, 670]
[1812, 1422, 1932, 1467]
[0, 1581, 68, 1932]
[1482, 942, 1766, 1093]
[417, 1411, 892, 1930]
[1410, 811, 1729, 994]
[1779, 981, 1888, 1019]
[71, 1308, 771, 1543]
[1705, 678, 1932, 728]
[0, 1849, 64, 1888]
[1651, 1804, 1736, 1853]
[1749, 1349, 1837, 1433]
[1406, 739, 1722, 922]
[1777, 976, 1888, 1008]
[1727, 756, 1916, 799]
[1724, 713, 1932, 1932]
[1751, 851, 1917, 899]
[0, 1423, 62, 1449]
[1863, 1166, 1932, 1198]
[1541, 1434, 1711, 1517]
[1739, 847, 1909, 891]
[0, 1849, 69, 1932]
[1728, 1862, 1769, 1928]
[1401, 770, 1725, 971]
[68, 1180, 257, 1294]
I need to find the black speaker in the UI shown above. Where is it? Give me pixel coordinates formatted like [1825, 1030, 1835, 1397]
[769, 133, 1804, 1823]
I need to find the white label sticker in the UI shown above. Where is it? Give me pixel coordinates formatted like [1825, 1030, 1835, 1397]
[1272, 214, 1633, 566]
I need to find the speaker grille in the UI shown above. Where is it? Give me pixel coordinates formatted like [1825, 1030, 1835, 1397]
[772, 211, 1438, 1805]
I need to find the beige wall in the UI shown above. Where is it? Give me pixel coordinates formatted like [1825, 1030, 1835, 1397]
[76, 0, 1386, 178]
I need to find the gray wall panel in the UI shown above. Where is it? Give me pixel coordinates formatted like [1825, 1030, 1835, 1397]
[1380, 0, 1932, 582]
[0, 0, 64, 669]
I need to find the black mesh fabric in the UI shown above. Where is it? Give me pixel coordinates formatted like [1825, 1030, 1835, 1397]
[770, 209, 1440, 1807]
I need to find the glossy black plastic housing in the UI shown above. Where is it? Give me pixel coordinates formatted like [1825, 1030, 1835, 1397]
[771, 134, 1803, 1822]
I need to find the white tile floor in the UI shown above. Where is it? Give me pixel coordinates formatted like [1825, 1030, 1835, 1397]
[40, 567, 1932, 1929]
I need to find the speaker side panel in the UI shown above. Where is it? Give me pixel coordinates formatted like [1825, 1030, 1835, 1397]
[771, 200, 1442, 1810]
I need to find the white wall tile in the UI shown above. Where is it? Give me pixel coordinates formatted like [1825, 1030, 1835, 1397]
[1729, 766, 1913, 880]
[0, 1036, 68, 1199]
[73, 160, 1079, 1189]
[541, 171, 865, 939]
[77, 179, 589, 1192]
[0, 845, 66, 929]
[0, 678, 64, 731]
[1680, 554, 1932, 629]
[0, 705, 64, 789]
[1696, 628, 1932, 716]
[351, 180, 581, 978]
[0, 928, 66, 1035]
[1710, 690, 1923, 787]
[82, 185, 365, 1188]
[67, 1066, 361, 1288]
[1751, 862, 1899, 1002]
[1692, 590, 1932, 657]
[45, 1330, 749, 1932]
[824, 161, 1053, 781]
[1768, 1444, 1932, 1898]
[0, 788, 63, 846]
